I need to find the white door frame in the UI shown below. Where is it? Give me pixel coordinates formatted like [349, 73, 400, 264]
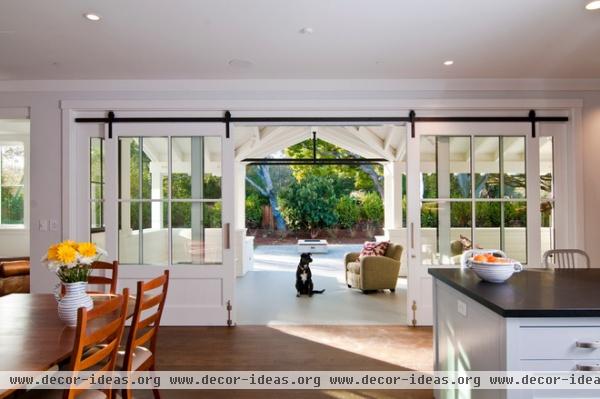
[61, 99, 583, 327]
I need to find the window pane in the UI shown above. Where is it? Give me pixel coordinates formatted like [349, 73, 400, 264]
[475, 201, 501, 250]
[171, 137, 222, 199]
[540, 137, 554, 200]
[90, 138, 103, 183]
[142, 137, 168, 200]
[420, 136, 437, 199]
[172, 202, 222, 265]
[119, 202, 139, 264]
[541, 200, 554, 258]
[1, 186, 24, 224]
[504, 202, 527, 263]
[1, 144, 25, 186]
[119, 138, 139, 200]
[474, 137, 500, 198]
[421, 201, 471, 266]
[449, 137, 471, 199]
[142, 201, 168, 265]
[503, 137, 526, 199]
[90, 201, 103, 229]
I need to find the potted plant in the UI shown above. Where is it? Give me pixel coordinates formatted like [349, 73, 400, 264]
[42, 240, 106, 327]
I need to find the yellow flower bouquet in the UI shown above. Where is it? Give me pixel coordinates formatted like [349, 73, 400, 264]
[42, 240, 107, 283]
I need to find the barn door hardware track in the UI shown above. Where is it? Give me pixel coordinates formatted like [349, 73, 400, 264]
[75, 110, 569, 142]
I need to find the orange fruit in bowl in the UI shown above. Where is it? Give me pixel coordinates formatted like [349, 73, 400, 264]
[473, 254, 486, 262]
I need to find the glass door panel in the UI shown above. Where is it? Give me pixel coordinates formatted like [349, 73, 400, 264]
[117, 136, 222, 266]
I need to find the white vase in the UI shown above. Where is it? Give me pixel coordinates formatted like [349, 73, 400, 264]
[54, 281, 94, 327]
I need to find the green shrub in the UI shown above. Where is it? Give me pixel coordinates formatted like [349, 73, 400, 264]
[335, 196, 360, 229]
[278, 174, 338, 232]
[245, 193, 264, 228]
[361, 192, 384, 226]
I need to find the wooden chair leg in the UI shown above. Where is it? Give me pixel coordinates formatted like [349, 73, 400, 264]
[150, 364, 161, 399]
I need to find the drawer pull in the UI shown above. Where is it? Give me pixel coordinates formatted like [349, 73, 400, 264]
[576, 341, 600, 349]
[576, 364, 600, 371]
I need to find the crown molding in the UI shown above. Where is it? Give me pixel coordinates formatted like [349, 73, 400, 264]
[0, 79, 600, 92]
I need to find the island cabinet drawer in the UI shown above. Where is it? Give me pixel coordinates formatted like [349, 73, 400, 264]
[519, 327, 600, 360]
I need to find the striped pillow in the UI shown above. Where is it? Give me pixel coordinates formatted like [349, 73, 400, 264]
[359, 241, 389, 260]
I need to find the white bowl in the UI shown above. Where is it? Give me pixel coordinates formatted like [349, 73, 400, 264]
[467, 259, 523, 283]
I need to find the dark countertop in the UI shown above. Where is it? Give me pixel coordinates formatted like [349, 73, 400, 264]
[429, 268, 600, 317]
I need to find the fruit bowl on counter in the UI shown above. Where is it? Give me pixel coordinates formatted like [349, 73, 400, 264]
[465, 252, 523, 283]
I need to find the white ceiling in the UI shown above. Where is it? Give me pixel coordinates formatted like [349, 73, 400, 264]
[0, 0, 599, 80]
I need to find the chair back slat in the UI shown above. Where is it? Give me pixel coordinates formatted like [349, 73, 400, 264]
[141, 292, 164, 311]
[88, 260, 119, 294]
[135, 327, 157, 348]
[122, 270, 169, 372]
[65, 289, 129, 399]
[543, 249, 590, 269]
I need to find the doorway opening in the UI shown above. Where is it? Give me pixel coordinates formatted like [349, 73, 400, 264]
[233, 125, 408, 325]
[0, 118, 30, 297]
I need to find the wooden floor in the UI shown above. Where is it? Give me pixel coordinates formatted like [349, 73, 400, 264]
[134, 325, 434, 399]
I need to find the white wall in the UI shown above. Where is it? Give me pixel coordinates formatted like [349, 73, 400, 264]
[0, 80, 598, 292]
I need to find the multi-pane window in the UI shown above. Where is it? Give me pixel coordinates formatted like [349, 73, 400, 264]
[0, 143, 25, 226]
[90, 138, 105, 233]
[420, 135, 528, 265]
[117, 136, 222, 265]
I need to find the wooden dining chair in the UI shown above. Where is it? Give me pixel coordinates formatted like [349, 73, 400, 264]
[120, 270, 169, 399]
[88, 261, 119, 294]
[543, 249, 591, 269]
[25, 289, 129, 399]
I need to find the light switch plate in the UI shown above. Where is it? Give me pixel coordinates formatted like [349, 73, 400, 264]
[457, 299, 467, 317]
[50, 219, 59, 231]
[39, 219, 48, 231]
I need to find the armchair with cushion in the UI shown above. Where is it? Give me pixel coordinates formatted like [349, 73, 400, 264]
[345, 243, 403, 293]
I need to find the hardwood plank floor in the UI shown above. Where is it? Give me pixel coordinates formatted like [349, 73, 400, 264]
[133, 325, 433, 399]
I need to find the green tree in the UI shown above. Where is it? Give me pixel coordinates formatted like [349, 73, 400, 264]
[278, 174, 338, 237]
[335, 196, 360, 229]
[285, 138, 384, 197]
[245, 193, 264, 228]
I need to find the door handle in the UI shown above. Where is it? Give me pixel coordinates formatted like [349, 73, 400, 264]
[576, 341, 600, 349]
[224, 223, 230, 249]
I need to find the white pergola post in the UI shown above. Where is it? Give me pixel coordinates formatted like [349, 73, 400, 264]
[383, 160, 408, 276]
[384, 160, 404, 231]
[234, 161, 249, 276]
[149, 162, 163, 230]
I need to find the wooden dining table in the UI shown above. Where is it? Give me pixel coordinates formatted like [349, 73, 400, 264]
[0, 293, 136, 399]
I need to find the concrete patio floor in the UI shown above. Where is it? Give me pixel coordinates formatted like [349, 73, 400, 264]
[236, 244, 407, 325]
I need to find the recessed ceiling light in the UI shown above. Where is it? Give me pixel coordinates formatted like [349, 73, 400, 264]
[586, 1, 600, 10]
[443, 60, 454, 66]
[228, 59, 253, 69]
[299, 27, 314, 34]
[84, 13, 101, 22]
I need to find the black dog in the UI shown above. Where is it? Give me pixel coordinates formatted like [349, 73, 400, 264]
[295, 253, 325, 297]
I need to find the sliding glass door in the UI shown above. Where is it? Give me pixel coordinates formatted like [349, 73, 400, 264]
[102, 123, 234, 326]
[406, 122, 565, 325]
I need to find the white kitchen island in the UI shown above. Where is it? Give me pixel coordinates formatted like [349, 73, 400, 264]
[430, 268, 600, 399]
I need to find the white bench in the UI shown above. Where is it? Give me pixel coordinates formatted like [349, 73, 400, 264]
[297, 239, 329, 254]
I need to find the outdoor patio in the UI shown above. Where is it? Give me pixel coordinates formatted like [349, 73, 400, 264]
[236, 244, 407, 325]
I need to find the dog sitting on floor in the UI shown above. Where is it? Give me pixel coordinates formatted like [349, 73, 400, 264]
[295, 252, 325, 297]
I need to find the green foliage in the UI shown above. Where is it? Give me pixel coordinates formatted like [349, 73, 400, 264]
[0, 188, 23, 224]
[285, 138, 382, 196]
[278, 174, 338, 231]
[361, 192, 384, 226]
[245, 193, 264, 228]
[335, 196, 360, 229]
[206, 202, 222, 228]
